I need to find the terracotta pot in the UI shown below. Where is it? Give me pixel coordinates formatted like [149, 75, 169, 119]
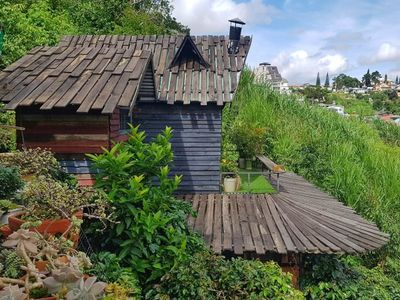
[0, 225, 12, 238]
[34, 297, 56, 300]
[0, 208, 23, 225]
[8, 211, 83, 236]
[35, 260, 48, 272]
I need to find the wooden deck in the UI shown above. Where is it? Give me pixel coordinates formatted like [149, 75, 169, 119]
[183, 172, 389, 255]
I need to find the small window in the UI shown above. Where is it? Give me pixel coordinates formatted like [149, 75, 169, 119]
[120, 109, 132, 132]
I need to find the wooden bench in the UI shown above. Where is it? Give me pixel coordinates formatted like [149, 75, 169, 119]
[256, 155, 285, 191]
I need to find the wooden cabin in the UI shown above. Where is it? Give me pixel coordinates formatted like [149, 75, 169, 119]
[0, 34, 251, 192]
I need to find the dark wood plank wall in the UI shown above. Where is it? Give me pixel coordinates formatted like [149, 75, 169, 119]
[16, 107, 109, 154]
[132, 102, 222, 193]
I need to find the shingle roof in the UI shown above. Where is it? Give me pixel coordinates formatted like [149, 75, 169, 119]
[59, 35, 252, 105]
[0, 46, 153, 114]
[0, 35, 251, 112]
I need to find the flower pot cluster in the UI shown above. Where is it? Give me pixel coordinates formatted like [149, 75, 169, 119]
[0, 228, 107, 299]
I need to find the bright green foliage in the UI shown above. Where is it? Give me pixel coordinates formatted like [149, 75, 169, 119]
[0, 248, 24, 279]
[0, 103, 16, 152]
[325, 93, 375, 117]
[0, 0, 77, 68]
[221, 139, 239, 173]
[0, 0, 187, 69]
[230, 121, 267, 159]
[89, 126, 204, 284]
[302, 256, 400, 299]
[372, 119, 400, 146]
[148, 251, 304, 300]
[226, 70, 400, 295]
[302, 86, 328, 101]
[88, 251, 141, 298]
[0, 166, 23, 199]
[238, 172, 275, 194]
[333, 74, 361, 89]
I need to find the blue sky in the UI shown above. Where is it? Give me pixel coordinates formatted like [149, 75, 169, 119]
[172, 0, 400, 84]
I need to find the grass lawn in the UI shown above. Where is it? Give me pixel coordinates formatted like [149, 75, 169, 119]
[237, 170, 275, 194]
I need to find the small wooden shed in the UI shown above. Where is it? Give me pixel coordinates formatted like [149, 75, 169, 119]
[0, 34, 251, 192]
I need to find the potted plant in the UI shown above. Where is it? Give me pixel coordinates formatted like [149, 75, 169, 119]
[0, 228, 107, 299]
[7, 176, 109, 243]
[221, 140, 240, 193]
[231, 121, 267, 170]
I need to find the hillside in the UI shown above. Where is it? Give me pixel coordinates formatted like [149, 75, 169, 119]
[223, 70, 400, 297]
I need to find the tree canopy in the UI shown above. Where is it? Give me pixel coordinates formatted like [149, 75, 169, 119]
[0, 0, 187, 68]
[333, 73, 361, 89]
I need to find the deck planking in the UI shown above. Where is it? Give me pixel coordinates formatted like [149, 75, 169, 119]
[184, 172, 389, 255]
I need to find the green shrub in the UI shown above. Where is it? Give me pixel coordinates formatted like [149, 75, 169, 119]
[301, 256, 400, 300]
[372, 119, 400, 146]
[0, 148, 61, 176]
[148, 251, 304, 300]
[0, 166, 23, 199]
[0, 103, 16, 153]
[221, 139, 239, 173]
[89, 126, 204, 284]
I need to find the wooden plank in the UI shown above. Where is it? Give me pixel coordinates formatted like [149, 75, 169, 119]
[230, 195, 243, 255]
[237, 194, 255, 252]
[188, 194, 200, 230]
[246, 196, 265, 254]
[54, 71, 92, 108]
[77, 71, 112, 112]
[167, 73, 177, 104]
[254, 194, 275, 251]
[194, 195, 207, 234]
[200, 70, 207, 105]
[183, 69, 192, 104]
[222, 194, 232, 251]
[258, 195, 286, 254]
[212, 194, 222, 254]
[204, 194, 215, 245]
[266, 195, 297, 252]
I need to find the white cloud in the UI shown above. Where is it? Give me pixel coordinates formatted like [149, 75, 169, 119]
[271, 50, 348, 84]
[375, 43, 400, 62]
[171, 0, 276, 34]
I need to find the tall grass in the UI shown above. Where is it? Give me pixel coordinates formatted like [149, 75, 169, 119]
[225, 71, 400, 258]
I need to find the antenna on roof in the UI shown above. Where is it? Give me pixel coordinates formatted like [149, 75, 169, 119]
[228, 18, 245, 54]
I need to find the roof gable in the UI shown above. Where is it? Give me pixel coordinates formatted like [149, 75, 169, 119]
[169, 35, 210, 69]
[59, 35, 252, 105]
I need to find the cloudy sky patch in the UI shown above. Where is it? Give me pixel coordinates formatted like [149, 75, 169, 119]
[171, 0, 399, 84]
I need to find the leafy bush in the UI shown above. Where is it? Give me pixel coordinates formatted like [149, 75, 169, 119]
[230, 121, 267, 159]
[0, 166, 23, 199]
[221, 139, 239, 173]
[89, 126, 204, 284]
[372, 119, 400, 146]
[20, 176, 108, 221]
[148, 251, 304, 300]
[301, 256, 400, 299]
[0, 0, 186, 69]
[0, 103, 16, 152]
[0, 148, 60, 176]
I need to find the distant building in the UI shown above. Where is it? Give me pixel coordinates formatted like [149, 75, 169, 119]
[254, 63, 290, 94]
[327, 105, 346, 116]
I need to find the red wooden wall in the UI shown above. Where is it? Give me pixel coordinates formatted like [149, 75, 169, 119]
[16, 107, 109, 154]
